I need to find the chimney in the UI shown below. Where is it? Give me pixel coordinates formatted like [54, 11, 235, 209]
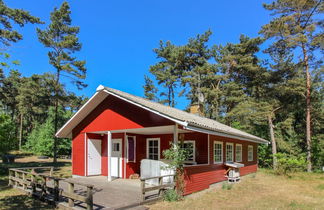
[189, 104, 204, 116]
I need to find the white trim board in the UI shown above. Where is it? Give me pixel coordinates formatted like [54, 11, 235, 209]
[184, 125, 268, 144]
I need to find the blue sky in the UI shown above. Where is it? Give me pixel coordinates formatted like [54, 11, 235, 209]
[6, 0, 272, 109]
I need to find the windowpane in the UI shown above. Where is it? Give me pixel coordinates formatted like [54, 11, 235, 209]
[113, 143, 119, 152]
[248, 145, 253, 161]
[214, 142, 223, 163]
[180, 141, 195, 162]
[147, 139, 159, 160]
[127, 137, 135, 162]
[235, 144, 242, 162]
[226, 143, 233, 162]
[153, 140, 158, 147]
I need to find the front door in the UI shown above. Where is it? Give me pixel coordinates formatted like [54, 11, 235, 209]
[111, 139, 122, 178]
[87, 139, 102, 176]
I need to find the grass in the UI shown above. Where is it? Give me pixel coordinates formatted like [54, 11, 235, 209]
[149, 169, 324, 210]
[0, 154, 71, 210]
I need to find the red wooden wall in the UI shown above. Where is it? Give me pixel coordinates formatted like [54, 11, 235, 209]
[183, 135, 258, 195]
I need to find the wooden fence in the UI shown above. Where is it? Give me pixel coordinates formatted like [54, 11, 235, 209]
[8, 167, 94, 210]
[140, 174, 175, 203]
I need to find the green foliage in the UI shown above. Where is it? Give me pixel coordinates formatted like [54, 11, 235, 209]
[0, 113, 16, 154]
[222, 182, 233, 190]
[23, 109, 71, 156]
[162, 189, 181, 202]
[162, 142, 191, 197]
[37, 1, 86, 161]
[0, 0, 42, 46]
[274, 153, 307, 176]
[145, 4, 324, 171]
[143, 75, 158, 101]
[162, 143, 191, 171]
[258, 144, 273, 168]
[24, 119, 54, 156]
[37, 1, 87, 90]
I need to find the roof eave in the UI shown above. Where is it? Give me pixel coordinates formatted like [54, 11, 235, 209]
[184, 124, 269, 144]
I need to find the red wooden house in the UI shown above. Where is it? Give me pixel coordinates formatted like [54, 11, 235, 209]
[56, 85, 268, 195]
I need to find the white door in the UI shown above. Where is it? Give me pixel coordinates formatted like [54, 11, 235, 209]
[87, 139, 102, 176]
[111, 139, 122, 178]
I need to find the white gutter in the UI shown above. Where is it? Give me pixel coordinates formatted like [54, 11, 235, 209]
[184, 125, 268, 144]
[103, 89, 188, 127]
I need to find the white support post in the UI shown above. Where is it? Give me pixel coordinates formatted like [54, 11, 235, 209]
[173, 124, 178, 146]
[107, 131, 112, 181]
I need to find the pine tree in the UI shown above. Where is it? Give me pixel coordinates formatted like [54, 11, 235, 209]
[150, 41, 182, 107]
[0, 0, 42, 47]
[37, 1, 86, 162]
[260, 0, 323, 172]
[143, 75, 158, 101]
[180, 30, 215, 115]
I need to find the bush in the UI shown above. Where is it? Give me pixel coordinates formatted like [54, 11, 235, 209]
[274, 153, 306, 176]
[162, 189, 181, 202]
[23, 114, 70, 156]
[222, 182, 233, 190]
[0, 113, 17, 155]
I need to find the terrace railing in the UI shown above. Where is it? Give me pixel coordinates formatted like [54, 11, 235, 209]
[8, 167, 94, 210]
[140, 174, 175, 203]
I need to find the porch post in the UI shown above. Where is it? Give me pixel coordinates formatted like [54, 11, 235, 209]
[107, 131, 112, 181]
[173, 124, 178, 145]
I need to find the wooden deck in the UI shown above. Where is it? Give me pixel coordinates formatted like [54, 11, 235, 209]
[60, 176, 147, 210]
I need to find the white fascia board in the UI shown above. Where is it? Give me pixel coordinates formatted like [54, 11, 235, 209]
[55, 91, 101, 138]
[103, 89, 188, 127]
[184, 125, 268, 144]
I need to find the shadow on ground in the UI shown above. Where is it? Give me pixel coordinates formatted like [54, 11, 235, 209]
[0, 194, 53, 210]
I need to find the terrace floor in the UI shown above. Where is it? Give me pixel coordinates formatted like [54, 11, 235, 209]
[59, 176, 147, 210]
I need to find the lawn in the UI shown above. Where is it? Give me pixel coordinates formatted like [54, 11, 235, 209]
[1, 157, 324, 210]
[0, 154, 71, 210]
[149, 169, 324, 210]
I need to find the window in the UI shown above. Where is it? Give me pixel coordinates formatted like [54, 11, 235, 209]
[127, 136, 135, 162]
[235, 144, 242, 162]
[248, 145, 253, 161]
[147, 138, 160, 160]
[226, 143, 234, 162]
[113, 143, 120, 152]
[214, 141, 223, 164]
[181, 141, 195, 162]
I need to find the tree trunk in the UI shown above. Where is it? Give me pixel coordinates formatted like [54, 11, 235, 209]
[19, 113, 23, 151]
[53, 70, 60, 163]
[268, 114, 277, 169]
[302, 43, 312, 172]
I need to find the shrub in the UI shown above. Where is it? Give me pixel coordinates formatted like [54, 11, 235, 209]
[222, 182, 233, 190]
[0, 113, 17, 155]
[162, 142, 191, 197]
[162, 189, 181, 202]
[23, 114, 70, 156]
[274, 153, 306, 176]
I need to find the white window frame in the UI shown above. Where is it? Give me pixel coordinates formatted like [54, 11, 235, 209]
[235, 144, 242, 162]
[226, 143, 234, 162]
[214, 141, 223, 164]
[248, 145, 254, 161]
[146, 138, 160, 160]
[182, 140, 196, 162]
[126, 135, 136, 163]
